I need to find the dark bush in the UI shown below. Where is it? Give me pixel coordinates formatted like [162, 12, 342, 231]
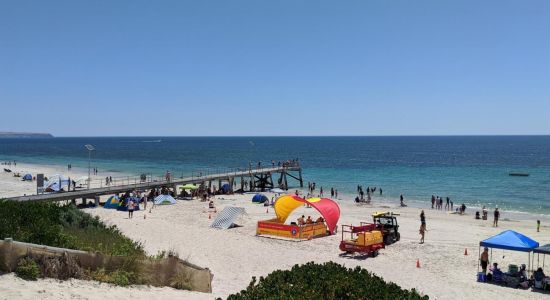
[15, 258, 41, 281]
[225, 261, 429, 300]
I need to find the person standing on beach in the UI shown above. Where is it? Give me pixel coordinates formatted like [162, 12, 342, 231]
[445, 197, 450, 210]
[537, 220, 541, 232]
[480, 247, 489, 274]
[335, 189, 338, 199]
[493, 207, 500, 227]
[128, 199, 135, 219]
[419, 210, 426, 244]
[380, 188, 382, 195]
[431, 195, 435, 209]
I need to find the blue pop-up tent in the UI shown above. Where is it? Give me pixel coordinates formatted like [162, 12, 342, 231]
[479, 230, 539, 272]
[22, 173, 32, 181]
[252, 193, 268, 203]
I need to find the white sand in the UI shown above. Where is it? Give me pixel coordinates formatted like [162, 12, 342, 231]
[1, 162, 549, 299]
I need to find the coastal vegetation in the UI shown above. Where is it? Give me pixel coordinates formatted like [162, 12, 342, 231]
[0, 200, 211, 292]
[0, 199, 144, 256]
[225, 261, 429, 300]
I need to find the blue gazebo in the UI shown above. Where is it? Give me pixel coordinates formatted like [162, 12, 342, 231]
[479, 230, 539, 272]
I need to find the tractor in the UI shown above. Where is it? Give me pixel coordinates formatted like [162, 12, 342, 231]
[372, 212, 400, 245]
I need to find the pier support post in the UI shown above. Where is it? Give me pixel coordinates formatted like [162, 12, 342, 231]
[94, 196, 100, 207]
[298, 168, 304, 188]
[81, 198, 86, 206]
[71, 199, 76, 206]
[229, 177, 234, 193]
[240, 176, 244, 191]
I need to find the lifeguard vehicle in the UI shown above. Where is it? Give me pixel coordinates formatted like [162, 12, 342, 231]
[339, 223, 385, 257]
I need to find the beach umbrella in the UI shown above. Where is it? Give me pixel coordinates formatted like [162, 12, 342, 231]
[180, 184, 199, 190]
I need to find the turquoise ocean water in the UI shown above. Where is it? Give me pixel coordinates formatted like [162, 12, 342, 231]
[1, 136, 549, 215]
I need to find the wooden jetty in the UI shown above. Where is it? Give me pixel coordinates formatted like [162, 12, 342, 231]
[4, 163, 303, 203]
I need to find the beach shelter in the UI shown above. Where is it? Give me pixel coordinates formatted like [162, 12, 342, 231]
[104, 195, 121, 209]
[252, 194, 268, 203]
[210, 206, 246, 229]
[117, 196, 141, 211]
[22, 173, 32, 181]
[479, 230, 539, 271]
[181, 184, 199, 190]
[154, 194, 177, 205]
[221, 183, 231, 193]
[45, 174, 69, 192]
[533, 244, 550, 269]
[274, 195, 341, 234]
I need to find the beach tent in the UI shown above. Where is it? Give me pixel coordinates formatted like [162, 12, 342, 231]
[211, 206, 246, 229]
[252, 194, 268, 203]
[154, 194, 177, 205]
[45, 174, 69, 192]
[479, 230, 539, 272]
[22, 173, 32, 181]
[181, 184, 199, 190]
[274, 195, 341, 234]
[533, 244, 550, 269]
[117, 196, 141, 211]
[104, 195, 121, 209]
[480, 230, 539, 252]
[221, 183, 231, 193]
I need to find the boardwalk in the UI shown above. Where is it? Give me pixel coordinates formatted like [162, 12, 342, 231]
[5, 164, 303, 203]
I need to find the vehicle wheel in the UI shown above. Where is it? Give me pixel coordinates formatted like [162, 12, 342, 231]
[371, 250, 379, 258]
[384, 236, 392, 245]
[396, 232, 400, 241]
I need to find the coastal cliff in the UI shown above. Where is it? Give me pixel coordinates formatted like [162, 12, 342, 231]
[0, 132, 54, 138]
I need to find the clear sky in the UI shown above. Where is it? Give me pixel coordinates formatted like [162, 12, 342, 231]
[1, 1, 549, 136]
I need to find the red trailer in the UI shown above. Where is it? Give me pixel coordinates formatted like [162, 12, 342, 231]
[339, 223, 385, 257]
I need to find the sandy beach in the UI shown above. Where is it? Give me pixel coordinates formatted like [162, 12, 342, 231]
[1, 162, 548, 300]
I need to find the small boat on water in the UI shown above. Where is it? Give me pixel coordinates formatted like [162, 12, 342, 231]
[509, 172, 529, 177]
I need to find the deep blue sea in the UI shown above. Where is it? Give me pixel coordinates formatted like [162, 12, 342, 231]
[1, 136, 549, 215]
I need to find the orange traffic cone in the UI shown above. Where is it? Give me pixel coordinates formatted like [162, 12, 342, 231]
[464, 248, 468, 256]
[416, 259, 421, 268]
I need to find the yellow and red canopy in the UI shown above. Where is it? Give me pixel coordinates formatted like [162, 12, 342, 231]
[274, 195, 341, 234]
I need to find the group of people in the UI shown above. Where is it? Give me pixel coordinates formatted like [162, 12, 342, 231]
[105, 176, 114, 185]
[480, 247, 547, 289]
[1, 160, 16, 166]
[296, 215, 324, 226]
[354, 185, 382, 204]
[431, 195, 453, 211]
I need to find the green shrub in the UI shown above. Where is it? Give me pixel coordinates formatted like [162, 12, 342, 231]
[225, 261, 429, 300]
[0, 200, 144, 257]
[108, 270, 131, 287]
[15, 258, 40, 281]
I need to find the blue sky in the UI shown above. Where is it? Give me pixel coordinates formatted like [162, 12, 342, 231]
[1, 1, 549, 136]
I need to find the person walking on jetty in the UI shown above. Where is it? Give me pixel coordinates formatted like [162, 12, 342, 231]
[493, 207, 500, 227]
[419, 210, 426, 244]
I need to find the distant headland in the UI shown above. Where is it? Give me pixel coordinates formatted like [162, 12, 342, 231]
[0, 132, 54, 138]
